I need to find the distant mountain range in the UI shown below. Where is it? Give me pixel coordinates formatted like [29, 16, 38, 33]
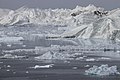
[0, 5, 120, 40]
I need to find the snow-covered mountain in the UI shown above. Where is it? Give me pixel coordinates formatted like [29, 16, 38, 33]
[0, 8, 11, 17]
[0, 5, 120, 40]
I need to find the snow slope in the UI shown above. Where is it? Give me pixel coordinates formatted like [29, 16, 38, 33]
[0, 5, 120, 40]
[0, 8, 11, 17]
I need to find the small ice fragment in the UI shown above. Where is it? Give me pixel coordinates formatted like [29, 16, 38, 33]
[6, 69, 10, 72]
[0, 67, 1, 69]
[117, 51, 120, 53]
[86, 58, 95, 61]
[13, 72, 16, 74]
[83, 56, 87, 58]
[0, 54, 14, 59]
[26, 71, 29, 73]
[99, 57, 111, 60]
[22, 45, 26, 47]
[7, 65, 11, 68]
[76, 57, 84, 60]
[30, 64, 54, 69]
[64, 61, 70, 63]
[0, 54, 26, 59]
[85, 65, 90, 67]
[7, 44, 12, 47]
[72, 67, 78, 69]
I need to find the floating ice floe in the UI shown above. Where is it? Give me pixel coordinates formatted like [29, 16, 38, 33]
[7, 44, 12, 47]
[7, 65, 11, 68]
[0, 37, 24, 42]
[26, 71, 29, 73]
[35, 51, 71, 60]
[35, 50, 85, 60]
[6, 69, 10, 72]
[85, 64, 120, 76]
[72, 67, 78, 69]
[0, 54, 27, 59]
[3, 49, 35, 54]
[13, 72, 16, 74]
[98, 57, 111, 60]
[30, 64, 54, 69]
[85, 65, 90, 68]
[86, 58, 96, 61]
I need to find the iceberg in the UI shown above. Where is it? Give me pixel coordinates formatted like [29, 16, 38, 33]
[35, 51, 71, 60]
[85, 64, 120, 76]
[30, 64, 54, 69]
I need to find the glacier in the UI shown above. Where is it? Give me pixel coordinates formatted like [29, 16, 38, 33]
[0, 5, 120, 40]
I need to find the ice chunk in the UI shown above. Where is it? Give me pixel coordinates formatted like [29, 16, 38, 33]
[13, 72, 16, 74]
[26, 71, 29, 73]
[86, 58, 95, 61]
[0, 54, 15, 59]
[30, 64, 54, 69]
[7, 44, 12, 47]
[3, 49, 35, 54]
[85, 64, 120, 76]
[0, 54, 27, 59]
[35, 51, 70, 60]
[6, 69, 10, 72]
[98, 57, 111, 60]
[85, 65, 90, 68]
[72, 67, 78, 69]
[76, 57, 84, 60]
[7, 65, 11, 68]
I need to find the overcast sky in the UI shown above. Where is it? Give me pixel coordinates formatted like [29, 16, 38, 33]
[0, 0, 120, 10]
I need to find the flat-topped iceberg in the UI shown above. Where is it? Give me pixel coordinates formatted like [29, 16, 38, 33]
[30, 64, 54, 69]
